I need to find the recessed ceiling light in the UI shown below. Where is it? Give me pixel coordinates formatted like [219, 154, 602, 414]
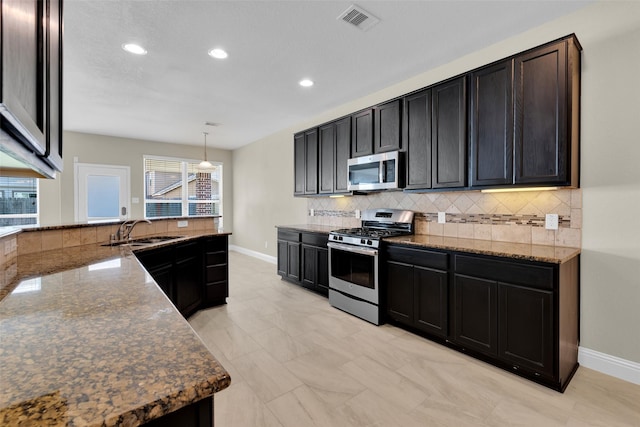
[122, 43, 147, 55]
[299, 79, 314, 87]
[208, 48, 228, 59]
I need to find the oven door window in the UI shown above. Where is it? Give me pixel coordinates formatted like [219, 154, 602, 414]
[331, 248, 375, 289]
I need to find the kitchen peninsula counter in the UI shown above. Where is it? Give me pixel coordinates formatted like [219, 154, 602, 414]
[384, 234, 580, 264]
[0, 232, 231, 426]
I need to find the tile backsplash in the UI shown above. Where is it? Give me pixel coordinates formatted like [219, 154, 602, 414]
[308, 189, 582, 248]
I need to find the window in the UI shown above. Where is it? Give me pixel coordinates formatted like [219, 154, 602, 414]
[0, 177, 38, 227]
[144, 156, 222, 220]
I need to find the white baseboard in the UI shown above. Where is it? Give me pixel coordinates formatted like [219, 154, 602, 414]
[578, 346, 640, 385]
[229, 245, 277, 265]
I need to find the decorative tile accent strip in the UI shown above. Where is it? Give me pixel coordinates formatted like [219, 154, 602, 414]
[312, 210, 355, 218]
[310, 210, 571, 228]
[416, 213, 571, 228]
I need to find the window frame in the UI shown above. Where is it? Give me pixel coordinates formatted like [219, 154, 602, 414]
[143, 155, 223, 220]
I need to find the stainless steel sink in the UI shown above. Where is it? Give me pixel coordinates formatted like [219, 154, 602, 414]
[102, 236, 185, 247]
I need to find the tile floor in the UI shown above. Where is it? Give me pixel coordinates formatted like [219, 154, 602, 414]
[189, 252, 640, 427]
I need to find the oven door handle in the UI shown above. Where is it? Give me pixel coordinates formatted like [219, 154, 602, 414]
[327, 242, 378, 256]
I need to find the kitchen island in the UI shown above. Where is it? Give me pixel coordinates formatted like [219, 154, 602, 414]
[0, 232, 231, 426]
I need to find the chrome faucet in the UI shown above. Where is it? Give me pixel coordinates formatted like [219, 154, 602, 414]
[116, 219, 152, 241]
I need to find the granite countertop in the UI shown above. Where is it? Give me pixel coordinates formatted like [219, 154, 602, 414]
[276, 224, 336, 234]
[384, 235, 580, 264]
[0, 232, 231, 426]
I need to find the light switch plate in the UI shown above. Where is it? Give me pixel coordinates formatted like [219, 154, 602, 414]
[438, 212, 446, 224]
[545, 214, 559, 230]
[177, 220, 188, 228]
[132, 197, 140, 204]
[309, 209, 314, 217]
[355, 209, 361, 219]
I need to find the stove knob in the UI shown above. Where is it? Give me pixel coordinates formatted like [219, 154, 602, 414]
[333, 235, 338, 240]
[367, 240, 373, 246]
[338, 236, 343, 241]
[360, 239, 366, 244]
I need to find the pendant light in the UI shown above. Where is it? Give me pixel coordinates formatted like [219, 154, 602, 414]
[199, 131, 213, 170]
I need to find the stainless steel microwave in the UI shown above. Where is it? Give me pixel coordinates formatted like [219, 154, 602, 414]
[347, 151, 404, 191]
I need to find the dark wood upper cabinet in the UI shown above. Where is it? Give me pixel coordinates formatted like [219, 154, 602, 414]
[304, 129, 318, 194]
[351, 109, 374, 157]
[294, 129, 318, 195]
[0, 0, 63, 177]
[293, 133, 305, 195]
[318, 123, 335, 194]
[470, 60, 514, 187]
[374, 99, 401, 153]
[318, 116, 351, 195]
[334, 116, 351, 193]
[432, 77, 467, 189]
[514, 37, 580, 186]
[404, 89, 432, 189]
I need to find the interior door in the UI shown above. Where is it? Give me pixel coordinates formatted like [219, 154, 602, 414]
[75, 163, 130, 222]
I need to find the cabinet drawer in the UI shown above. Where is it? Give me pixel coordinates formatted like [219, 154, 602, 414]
[206, 281, 228, 301]
[278, 230, 300, 242]
[206, 251, 227, 266]
[455, 255, 554, 290]
[205, 236, 227, 251]
[386, 245, 448, 270]
[136, 246, 173, 268]
[206, 265, 228, 283]
[301, 232, 328, 247]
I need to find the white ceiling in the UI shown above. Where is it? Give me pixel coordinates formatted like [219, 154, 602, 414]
[63, 0, 592, 150]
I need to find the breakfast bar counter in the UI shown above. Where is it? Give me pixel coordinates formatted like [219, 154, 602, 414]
[0, 233, 231, 426]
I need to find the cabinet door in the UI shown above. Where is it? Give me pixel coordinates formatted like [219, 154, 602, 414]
[317, 247, 329, 295]
[470, 60, 513, 187]
[148, 263, 174, 301]
[318, 123, 335, 194]
[277, 240, 288, 276]
[386, 261, 414, 325]
[293, 133, 305, 195]
[175, 243, 202, 317]
[301, 245, 317, 290]
[453, 274, 498, 356]
[404, 89, 432, 189]
[414, 266, 448, 338]
[43, 0, 63, 170]
[514, 41, 568, 185]
[374, 99, 401, 153]
[499, 283, 554, 378]
[1, 0, 47, 154]
[334, 117, 351, 193]
[304, 129, 318, 194]
[432, 77, 467, 188]
[287, 242, 301, 282]
[351, 109, 374, 157]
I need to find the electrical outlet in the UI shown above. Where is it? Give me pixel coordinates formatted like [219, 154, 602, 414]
[438, 212, 446, 224]
[10, 239, 16, 253]
[355, 209, 361, 219]
[545, 214, 559, 230]
[131, 197, 140, 204]
[309, 209, 314, 217]
[177, 220, 188, 228]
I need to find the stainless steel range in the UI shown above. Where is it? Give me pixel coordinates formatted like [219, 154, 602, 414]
[328, 208, 414, 325]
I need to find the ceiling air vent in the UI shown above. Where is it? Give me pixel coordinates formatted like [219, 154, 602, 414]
[337, 4, 380, 32]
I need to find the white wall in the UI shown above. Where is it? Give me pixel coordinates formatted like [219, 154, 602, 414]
[40, 131, 233, 231]
[231, 2, 640, 364]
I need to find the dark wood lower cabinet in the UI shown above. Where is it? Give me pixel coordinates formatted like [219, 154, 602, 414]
[135, 235, 229, 318]
[499, 283, 554, 379]
[453, 274, 498, 356]
[384, 243, 579, 392]
[277, 228, 328, 297]
[175, 242, 203, 318]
